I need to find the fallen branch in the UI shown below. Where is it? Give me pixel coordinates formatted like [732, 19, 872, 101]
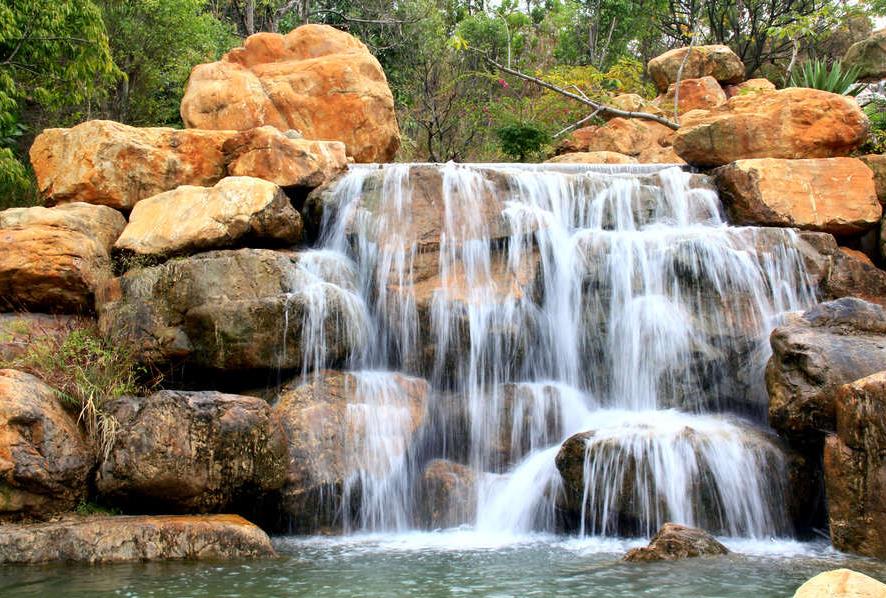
[480, 53, 680, 130]
[553, 109, 602, 138]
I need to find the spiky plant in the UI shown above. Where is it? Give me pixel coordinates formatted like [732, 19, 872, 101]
[790, 60, 865, 96]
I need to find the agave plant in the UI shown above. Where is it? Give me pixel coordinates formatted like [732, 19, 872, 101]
[790, 59, 865, 96]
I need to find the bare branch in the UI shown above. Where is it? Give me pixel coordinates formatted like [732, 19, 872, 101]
[553, 109, 602, 139]
[308, 9, 416, 25]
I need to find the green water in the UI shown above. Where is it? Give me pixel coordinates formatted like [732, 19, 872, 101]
[2, 533, 885, 597]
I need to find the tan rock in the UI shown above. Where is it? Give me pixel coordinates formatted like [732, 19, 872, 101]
[556, 118, 679, 163]
[823, 371, 886, 559]
[419, 459, 476, 529]
[545, 151, 637, 164]
[0, 369, 91, 520]
[713, 158, 880, 235]
[798, 232, 886, 307]
[674, 89, 870, 166]
[0, 514, 276, 564]
[29, 120, 234, 210]
[647, 45, 745, 93]
[659, 76, 728, 115]
[793, 568, 886, 598]
[859, 154, 886, 206]
[96, 390, 288, 513]
[724, 78, 776, 98]
[115, 176, 302, 258]
[223, 126, 348, 187]
[843, 29, 886, 81]
[0, 203, 126, 313]
[623, 523, 729, 562]
[181, 24, 399, 163]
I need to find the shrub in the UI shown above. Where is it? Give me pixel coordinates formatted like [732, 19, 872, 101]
[861, 98, 886, 154]
[495, 122, 550, 161]
[790, 59, 864, 96]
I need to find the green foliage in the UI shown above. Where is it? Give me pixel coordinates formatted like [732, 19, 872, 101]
[0, 148, 38, 210]
[495, 122, 550, 161]
[4, 324, 157, 458]
[790, 60, 865, 95]
[75, 500, 121, 516]
[861, 99, 886, 154]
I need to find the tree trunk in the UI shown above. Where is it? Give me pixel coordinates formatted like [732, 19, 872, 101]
[245, 0, 255, 35]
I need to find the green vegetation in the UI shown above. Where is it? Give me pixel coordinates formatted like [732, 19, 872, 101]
[496, 122, 550, 161]
[789, 60, 864, 95]
[862, 99, 886, 154]
[2, 323, 158, 458]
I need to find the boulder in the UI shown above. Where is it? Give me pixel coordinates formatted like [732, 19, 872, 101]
[767, 298, 886, 442]
[0, 314, 84, 364]
[0, 369, 91, 520]
[115, 176, 302, 258]
[97, 248, 366, 370]
[223, 126, 348, 188]
[607, 93, 663, 116]
[545, 151, 638, 164]
[793, 569, 886, 598]
[0, 203, 126, 313]
[647, 45, 745, 93]
[274, 370, 429, 532]
[673, 89, 870, 166]
[623, 523, 729, 561]
[723, 78, 776, 98]
[0, 514, 276, 564]
[843, 29, 886, 81]
[180, 24, 399, 163]
[823, 371, 886, 558]
[556, 118, 682, 164]
[859, 154, 886, 206]
[659, 76, 728, 115]
[419, 459, 476, 529]
[96, 390, 288, 513]
[795, 232, 886, 307]
[713, 158, 881, 235]
[29, 120, 233, 210]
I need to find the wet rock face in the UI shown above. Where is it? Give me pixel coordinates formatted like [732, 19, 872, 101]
[796, 232, 886, 308]
[0, 514, 276, 564]
[97, 248, 363, 371]
[115, 176, 302, 258]
[713, 158, 881, 236]
[0, 369, 91, 521]
[647, 45, 745, 93]
[673, 89, 869, 167]
[180, 24, 400, 163]
[273, 370, 429, 532]
[419, 459, 476, 529]
[0, 203, 126, 313]
[767, 298, 886, 443]
[623, 523, 729, 562]
[96, 390, 288, 513]
[793, 568, 886, 598]
[823, 371, 886, 559]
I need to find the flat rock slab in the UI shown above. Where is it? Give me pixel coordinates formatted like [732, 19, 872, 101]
[0, 514, 276, 564]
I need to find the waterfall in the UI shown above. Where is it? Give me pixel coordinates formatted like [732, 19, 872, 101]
[298, 162, 816, 538]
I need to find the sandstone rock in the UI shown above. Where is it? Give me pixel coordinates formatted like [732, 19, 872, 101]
[659, 76, 728, 115]
[843, 29, 886, 81]
[0, 514, 276, 564]
[767, 298, 886, 441]
[795, 232, 886, 308]
[0, 369, 91, 520]
[723, 78, 776, 98]
[0, 203, 126, 313]
[419, 459, 476, 529]
[556, 118, 682, 164]
[623, 523, 729, 561]
[647, 45, 745, 93]
[793, 568, 886, 598]
[673, 89, 870, 166]
[29, 120, 234, 210]
[608, 93, 662, 115]
[713, 158, 881, 235]
[0, 314, 84, 364]
[859, 154, 886, 206]
[115, 177, 302, 258]
[545, 151, 638, 164]
[96, 390, 287, 513]
[181, 24, 399, 163]
[275, 370, 429, 532]
[823, 371, 886, 559]
[97, 248, 365, 370]
[223, 126, 348, 187]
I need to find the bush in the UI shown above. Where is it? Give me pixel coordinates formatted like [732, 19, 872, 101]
[2, 322, 158, 458]
[790, 59, 864, 95]
[861, 98, 886, 153]
[495, 122, 550, 161]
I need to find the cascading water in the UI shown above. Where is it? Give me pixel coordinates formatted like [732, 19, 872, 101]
[294, 161, 816, 539]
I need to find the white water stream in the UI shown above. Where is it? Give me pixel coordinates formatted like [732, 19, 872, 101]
[295, 162, 816, 540]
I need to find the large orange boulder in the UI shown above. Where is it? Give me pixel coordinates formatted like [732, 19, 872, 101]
[30, 120, 233, 210]
[647, 45, 745, 93]
[658, 76, 728, 115]
[556, 118, 683, 164]
[713, 157, 880, 235]
[673, 89, 869, 166]
[0, 203, 126, 313]
[180, 24, 399, 163]
[545, 151, 637, 164]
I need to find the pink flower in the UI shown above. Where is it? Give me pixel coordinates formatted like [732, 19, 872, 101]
[498, 78, 510, 89]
